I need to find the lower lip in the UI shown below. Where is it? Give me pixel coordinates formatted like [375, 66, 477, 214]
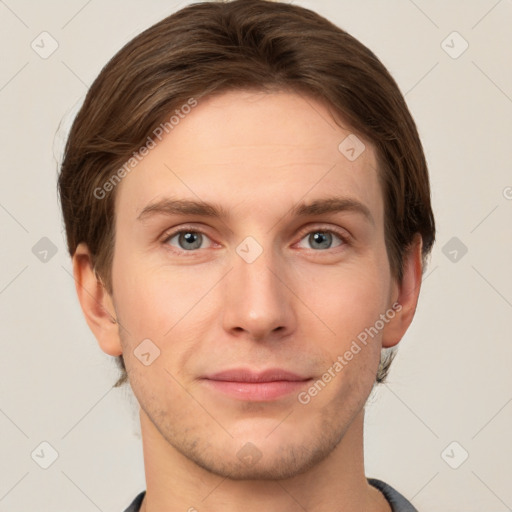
[202, 379, 311, 401]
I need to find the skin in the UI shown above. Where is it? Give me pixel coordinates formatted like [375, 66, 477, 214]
[73, 90, 423, 512]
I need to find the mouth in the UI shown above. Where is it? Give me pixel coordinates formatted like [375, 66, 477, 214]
[201, 368, 313, 401]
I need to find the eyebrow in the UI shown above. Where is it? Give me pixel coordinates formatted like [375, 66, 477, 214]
[136, 196, 374, 226]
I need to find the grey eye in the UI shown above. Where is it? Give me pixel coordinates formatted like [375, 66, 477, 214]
[297, 230, 343, 251]
[169, 231, 205, 250]
[309, 231, 333, 250]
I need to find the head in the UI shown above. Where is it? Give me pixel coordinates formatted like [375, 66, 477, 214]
[59, 0, 435, 480]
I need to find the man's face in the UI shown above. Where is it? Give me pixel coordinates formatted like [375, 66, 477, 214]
[111, 90, 398, 479]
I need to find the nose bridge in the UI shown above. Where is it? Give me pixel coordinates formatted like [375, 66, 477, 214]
[222, 233, 294, 338]
[234, 235, 283, 308]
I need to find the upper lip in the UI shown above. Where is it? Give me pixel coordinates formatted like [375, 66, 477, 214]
[204, 368, 311, 383]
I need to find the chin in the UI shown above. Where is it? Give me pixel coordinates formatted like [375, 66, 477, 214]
[180, 432, 339, 482]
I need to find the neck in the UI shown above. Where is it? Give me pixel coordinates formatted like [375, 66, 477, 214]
[138, 407, 390, 512]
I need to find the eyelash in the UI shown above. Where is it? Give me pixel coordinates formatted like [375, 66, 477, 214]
[161, 225, 352, 255]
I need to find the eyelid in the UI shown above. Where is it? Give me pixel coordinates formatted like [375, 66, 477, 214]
[294, 224, 352, 245]
[160, 223, 352, 254]
[161, 225, 215, 249]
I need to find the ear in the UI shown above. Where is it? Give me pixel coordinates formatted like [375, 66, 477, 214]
[72, 242, 122, 357]
[381, 234, 423, 348]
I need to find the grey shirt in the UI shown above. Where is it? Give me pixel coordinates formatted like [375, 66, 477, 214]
[123, 478, 417, 511]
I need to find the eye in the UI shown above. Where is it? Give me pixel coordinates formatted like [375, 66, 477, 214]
[296, 229, 347, 251]
[164, 229, 213, 251]
[161, 226, 349, 255]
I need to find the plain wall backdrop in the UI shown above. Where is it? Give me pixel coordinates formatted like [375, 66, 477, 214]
[0, 0, 511, 510]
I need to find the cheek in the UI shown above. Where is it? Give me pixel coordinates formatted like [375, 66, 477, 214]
[296, 256, 391, 345]
[113, 273, 169, 338]
[112, 255, 219, 380]
[112, 248, 203, 334]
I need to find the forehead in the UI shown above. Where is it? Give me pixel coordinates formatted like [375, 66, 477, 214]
[115, 90, 383, 225]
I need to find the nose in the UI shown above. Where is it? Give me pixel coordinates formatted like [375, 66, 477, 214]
[221, 241, 296, 342]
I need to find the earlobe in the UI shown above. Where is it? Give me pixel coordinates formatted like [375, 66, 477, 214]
[72, 242, 123, 357]
[381, 234, 423, 348]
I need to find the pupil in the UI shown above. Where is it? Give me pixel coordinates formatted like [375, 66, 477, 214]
[181, 232, 200, 249]
[311, 231, 331, 249]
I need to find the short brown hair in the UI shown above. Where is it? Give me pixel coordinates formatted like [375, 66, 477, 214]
[58, 0, 435, 388]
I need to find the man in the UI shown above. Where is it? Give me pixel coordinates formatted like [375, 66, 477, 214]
[58, 1, 435, 510]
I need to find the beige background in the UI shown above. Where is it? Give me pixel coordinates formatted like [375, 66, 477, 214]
[0, 0, 511, 510]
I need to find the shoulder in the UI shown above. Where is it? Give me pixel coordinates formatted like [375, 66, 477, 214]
[124, 484, 416, 512]
[367, 478, 418, 512]
[122, 490, 146, 512]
